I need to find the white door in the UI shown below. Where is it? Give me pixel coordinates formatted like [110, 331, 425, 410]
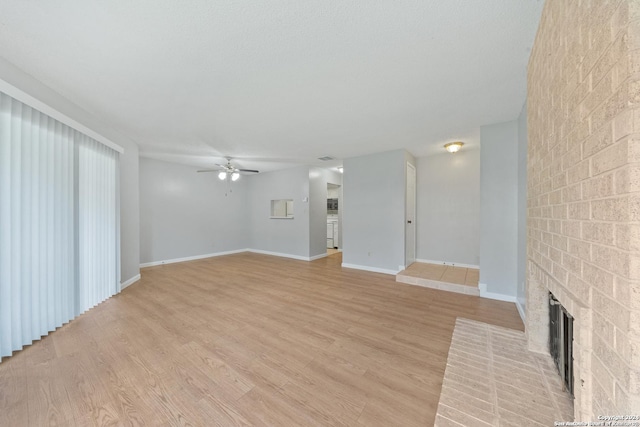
[405, 162, 416, 267]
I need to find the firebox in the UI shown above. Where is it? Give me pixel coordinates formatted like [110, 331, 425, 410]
[549, 292, 574, 396]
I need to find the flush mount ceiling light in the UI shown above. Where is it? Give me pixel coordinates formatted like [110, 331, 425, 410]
[444, 141, 464, 153]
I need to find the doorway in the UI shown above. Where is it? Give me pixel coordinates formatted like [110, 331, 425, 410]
[405, 162, 416, 267]
[327, 183, 341, 255]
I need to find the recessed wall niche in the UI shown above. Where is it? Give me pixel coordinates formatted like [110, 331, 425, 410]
[270, 199, 294, 219]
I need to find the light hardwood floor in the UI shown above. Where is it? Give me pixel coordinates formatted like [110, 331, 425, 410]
[0, 252, 523, 426]
[399, 262, 479, 287]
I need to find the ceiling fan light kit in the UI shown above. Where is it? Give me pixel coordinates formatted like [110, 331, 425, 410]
[216, 171, 241, 181]
[197, 157, 260, 195]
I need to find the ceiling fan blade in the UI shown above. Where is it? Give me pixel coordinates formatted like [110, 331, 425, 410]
[197, 169, 222, 173]
[214, 163, 228, 168]
[238, 169, 260, 174]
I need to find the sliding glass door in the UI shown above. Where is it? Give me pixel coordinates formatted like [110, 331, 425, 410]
[0, 91, 120, 360]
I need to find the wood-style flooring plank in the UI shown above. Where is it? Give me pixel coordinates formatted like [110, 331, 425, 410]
[0, 252, 523, 426]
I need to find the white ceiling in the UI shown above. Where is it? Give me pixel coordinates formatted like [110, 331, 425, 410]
[0, 0, 543, 172]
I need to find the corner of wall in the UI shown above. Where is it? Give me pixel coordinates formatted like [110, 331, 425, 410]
[479, 283, 518, 303]
[479, 120, 520, 297]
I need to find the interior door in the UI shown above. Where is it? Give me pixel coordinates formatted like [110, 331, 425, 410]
[405, 162, 416, 268]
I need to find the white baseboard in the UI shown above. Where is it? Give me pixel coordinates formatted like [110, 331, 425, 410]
[140, 248, 335, 269]
[140, 249, 247, 268]
[247, 248, 322, 262]
[416, 258, 479, 269]
[478, 283, 517, 303]
[341, 263, 399, 275]
[516, 299, 526, 323]
[121, 274, 141, 290]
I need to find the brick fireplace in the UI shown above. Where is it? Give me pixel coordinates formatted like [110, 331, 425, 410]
[526, 0, 640, 419]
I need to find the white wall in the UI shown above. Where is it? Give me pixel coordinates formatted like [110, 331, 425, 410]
[119, 144, 140, 282]
[309, 168, 342, 258]
[246, 166, 311, 258]
[0, 58, 141, 285]
[139, 162, 339, 264]
[415, 148, 480, 266]
[516, 102, 528, 316]
[139, 158, 249, 264]
[480, 120, 519, 297]
[342, 149, 409, 273]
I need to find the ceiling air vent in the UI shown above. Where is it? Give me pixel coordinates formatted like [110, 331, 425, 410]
[318, 156, 335, 161]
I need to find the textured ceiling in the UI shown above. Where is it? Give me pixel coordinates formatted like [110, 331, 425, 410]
[0, 0, 543, 172]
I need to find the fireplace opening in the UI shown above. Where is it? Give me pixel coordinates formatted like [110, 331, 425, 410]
[549, 292, 574, 396]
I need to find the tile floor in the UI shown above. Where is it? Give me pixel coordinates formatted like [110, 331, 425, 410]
[396, 262, 479, 296]
[435, 318, 574, 427]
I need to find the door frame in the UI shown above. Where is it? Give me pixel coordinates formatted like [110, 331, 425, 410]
[405, 162, 417, 269]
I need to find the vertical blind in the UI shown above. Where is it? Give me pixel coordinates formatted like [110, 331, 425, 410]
[0, 91, 120, 360]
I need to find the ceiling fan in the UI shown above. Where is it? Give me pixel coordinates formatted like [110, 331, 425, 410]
[197, 157, 260, 182]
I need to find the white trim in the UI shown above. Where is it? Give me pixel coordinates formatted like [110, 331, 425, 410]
[399, 265, 406, 272]
[247, 249, 313, 261]
[405, 162, 417, 267]
[516, 299, 526, 323]
[0, 79, 124, 153]
[120, 274, 141, 289]
[341, 263, 399, 275]
[416, 258, 480, 269]
[140, 249, 247, 268]
[478, 283, 518, 303]
[140, 248, 335, 269]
